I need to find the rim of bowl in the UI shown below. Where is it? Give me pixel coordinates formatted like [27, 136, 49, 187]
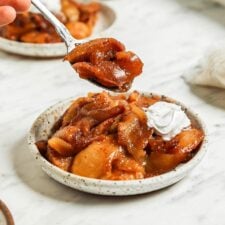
[27, 92, 208, 187]
[0, 3, 117, 49]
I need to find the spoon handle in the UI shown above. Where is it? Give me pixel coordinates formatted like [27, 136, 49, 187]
[31, 0, 77, 52]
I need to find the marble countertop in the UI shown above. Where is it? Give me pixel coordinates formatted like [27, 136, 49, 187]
[1, 0, 225, 224]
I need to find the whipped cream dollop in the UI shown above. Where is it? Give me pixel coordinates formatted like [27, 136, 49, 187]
[145, 101, 191, 141]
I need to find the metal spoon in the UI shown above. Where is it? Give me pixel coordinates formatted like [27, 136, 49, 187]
[31, 0, 81, 53]
[31, 0, 122, 92]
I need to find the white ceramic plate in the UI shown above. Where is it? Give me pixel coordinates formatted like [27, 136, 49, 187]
[0, 3, 116, 58]
[27, 92, 208, 196]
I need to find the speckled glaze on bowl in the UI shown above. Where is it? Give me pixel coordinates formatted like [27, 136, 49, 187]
[27, 92, 208, 196]
[0, 3, 116, 58]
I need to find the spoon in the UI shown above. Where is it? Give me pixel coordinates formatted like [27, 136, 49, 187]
[31, 0, 81, 53]
[31, 0, 122, 92]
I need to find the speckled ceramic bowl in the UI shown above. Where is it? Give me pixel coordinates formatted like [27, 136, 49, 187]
[27, 92, 208, 196]
[0, 3, 116, 58]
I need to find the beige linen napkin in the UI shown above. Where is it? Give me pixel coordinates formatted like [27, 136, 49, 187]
[212, 0, 225, 6]
[184, 44, 225, 89]
[184, 0, 225, 88]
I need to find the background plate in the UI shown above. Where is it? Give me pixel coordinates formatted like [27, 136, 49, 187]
[0, 3, 116, 58]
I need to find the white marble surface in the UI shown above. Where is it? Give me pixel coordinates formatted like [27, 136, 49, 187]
[0, 0, 225, 224]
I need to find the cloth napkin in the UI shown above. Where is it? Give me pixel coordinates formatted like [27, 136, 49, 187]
[212, 0, 225, 6]
[184, 44, 225, 89]
[184, 1, 225, 89]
